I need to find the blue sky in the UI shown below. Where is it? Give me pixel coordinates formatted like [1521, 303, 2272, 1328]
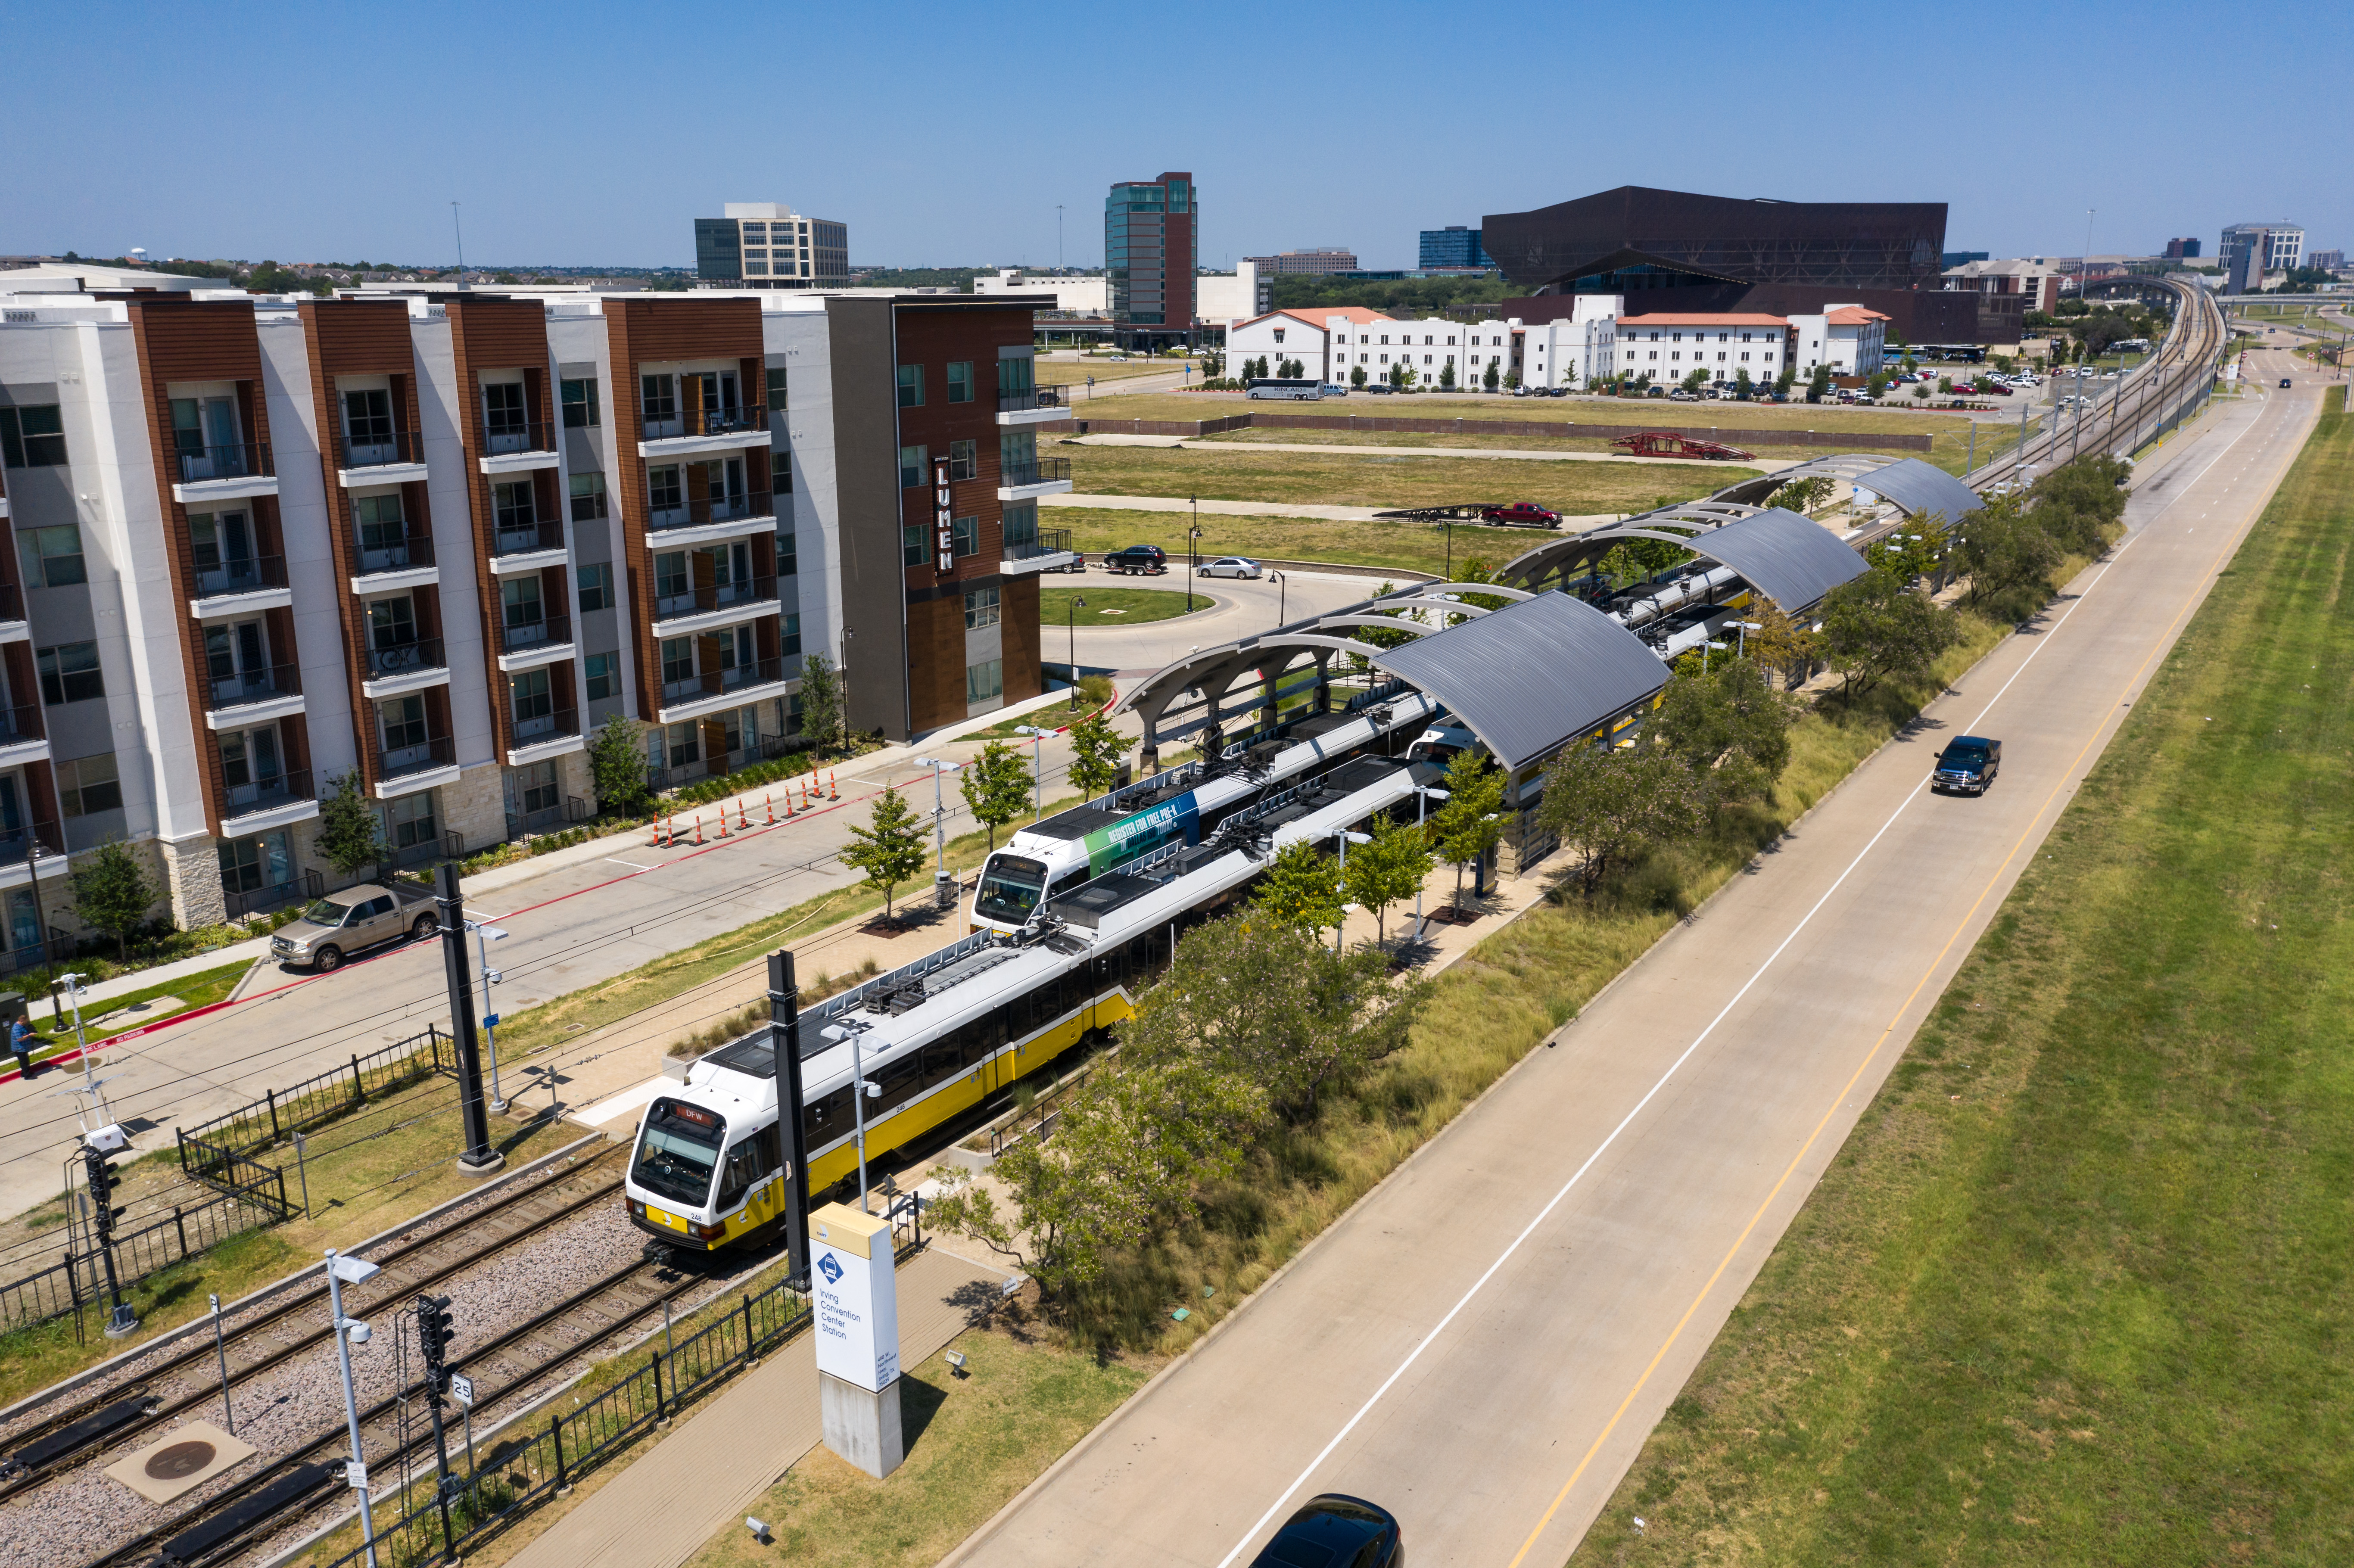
[7, 0, 2346, 272]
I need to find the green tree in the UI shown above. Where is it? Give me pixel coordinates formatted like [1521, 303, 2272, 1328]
[960, 740, 1032, 849]
[797, 653, 843, 750]
[1653, 657, 1797, 802]
[1430, 750, 1505, 908]
[1121, 915, 1429, 1117]
[1775, 366, 1797, 396]
[585, 713, 651, 816]
[1537, 742, 1709, 899]
[1478, 360, 1498, 392]
[315, 771, 387, 880]
[1395, 364, 1418, 391]
[1067, 710, 1128, 799]
[69, 841, 162, 958]
[1951, 494, 2061, 607]
[1741, 603, 1818, 692]
[1681, 366, 1709, 392]
[840, 787, 928, 920]
[1251, 840, 1343, 935]
[1350, 364, 1368, 389]
[1734, 367, 1754, 398]
[1866, 525, 1942, 584]
[2029, 455, 2130, 554]
[1807, 363, 1834, 403]
[1343, 813, 1432, 944]
[1776, 474, 1836, 516]
[1817, 569, 1962, 701]
[1438, 359, 1456, 390]
[1503, 366, 1521, 390]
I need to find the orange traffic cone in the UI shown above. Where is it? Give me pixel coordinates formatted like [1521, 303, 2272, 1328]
[693, 814, 704, 845]
[718, 809, 729, 838]
[765, 793, 775, 825]
[738, 801, 750, 831]
[827, 771, 839, 801]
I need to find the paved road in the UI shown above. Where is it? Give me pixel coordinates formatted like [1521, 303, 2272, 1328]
[1056, 568, 1379, 675]
[950, 358, 2317, 1568]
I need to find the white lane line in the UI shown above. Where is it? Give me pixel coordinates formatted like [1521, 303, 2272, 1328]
[1211, 393, 2270, 1568]
[606, 858, 653, 871]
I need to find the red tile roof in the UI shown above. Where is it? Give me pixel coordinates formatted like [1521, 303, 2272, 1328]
[1823, 306, 1891, 325]
[1616, 313, 1790, 327]
[1234, 306, 1393, 331]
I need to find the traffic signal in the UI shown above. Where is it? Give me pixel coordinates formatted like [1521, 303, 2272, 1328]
[83, 1145, 125, 1237]
[417, 1294, 456, 1390]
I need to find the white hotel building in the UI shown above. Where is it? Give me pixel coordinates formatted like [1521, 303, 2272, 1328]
[1225, 294, 1622, 389]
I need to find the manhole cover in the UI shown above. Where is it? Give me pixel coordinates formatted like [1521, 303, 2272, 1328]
[145, 1440, 218, 1480]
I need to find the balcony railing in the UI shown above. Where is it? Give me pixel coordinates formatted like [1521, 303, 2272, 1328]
[656, 575, 777, 622]
[492, 519, 565, 557]
[389, 832, 464, 871]
[481, 419, 557, 457]
[0, 820, 65, 868]
[176, 442, 273, 484]
[646, 488, 775, 532]
[1000, 457, 1071, 488]
[365, 638, 447, 678]
[224, 867, 321, 921]
[1004, 526, 1074, 563]
[497, 613, 572, 655]
[998, 384, 1069, 414]
[222, 767, 315, 816]
[207, 663, 301, 711]
[193, 554, 286, 600]
[0, 583, 21, 622]
[642, 404, 768, 440]
[0, 702, 45, 745]
[660, 654, 787, 705]
[339, 430, 423, 469]
[380, 733, 456, 781]
[355, 529, 436, 576]
[511, 706, 579, 745]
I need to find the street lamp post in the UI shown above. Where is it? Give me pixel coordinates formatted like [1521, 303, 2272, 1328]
[914, 757, 955, 907]
[1327, 829, 1370, 955]
[1013, 726, 1049, 820]
[467, 923, 509, 1113]
[1412, 784, 1450, 943]
[1187, 501, 1201, 612]
[1270, 569, 1286, 628]
[324, 1249, 384, 1568]
[821, 1019, 881, 1213]
[1068, 597, 1084, 706]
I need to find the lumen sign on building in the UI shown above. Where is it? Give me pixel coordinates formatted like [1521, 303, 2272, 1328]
[810, 1203, 904, 1476]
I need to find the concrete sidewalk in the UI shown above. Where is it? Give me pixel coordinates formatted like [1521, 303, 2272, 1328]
[504, 1245, 1000, 1568]
[1073, 432, 1801, 472]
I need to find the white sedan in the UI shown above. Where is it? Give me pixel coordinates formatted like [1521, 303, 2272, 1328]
[1196, 556, 1264, 579]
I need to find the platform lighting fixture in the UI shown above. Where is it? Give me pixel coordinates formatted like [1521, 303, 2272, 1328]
[325, 1249, 383, 1568]
[1013, 726, 1051, 818]
[1325, 829, 1372, 953]
[1411, 785, 1450, 941]
[465, 922, 511, 1113]
[914, 757, 958, 905]
[820, 1018, 882, 1212]
[1068, 598, 1086, 706]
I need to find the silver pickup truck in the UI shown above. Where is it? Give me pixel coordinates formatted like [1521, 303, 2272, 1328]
[270, 883, 441, 971]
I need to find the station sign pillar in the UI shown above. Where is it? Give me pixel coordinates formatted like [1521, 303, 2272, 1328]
[810, 1201, 903, 1478]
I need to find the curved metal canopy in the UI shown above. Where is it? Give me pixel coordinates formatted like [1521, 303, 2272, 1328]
[1711, 452, 1983, 526]
[1495, 504, 1867, 612]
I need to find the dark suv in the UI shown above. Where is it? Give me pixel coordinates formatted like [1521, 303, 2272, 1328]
[1102, 544, 1168, 575]
[1249, 1494, 1401, 1568]
[1932, 735, 2002, 795]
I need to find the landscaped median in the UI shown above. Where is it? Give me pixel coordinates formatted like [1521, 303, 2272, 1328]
[1565, 397, 2354, 1564]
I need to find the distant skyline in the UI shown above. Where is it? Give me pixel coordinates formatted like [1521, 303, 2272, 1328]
[7, 1, 2346, 276]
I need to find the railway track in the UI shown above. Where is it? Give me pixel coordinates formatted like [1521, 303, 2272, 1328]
[0, 1142, 624, 1504]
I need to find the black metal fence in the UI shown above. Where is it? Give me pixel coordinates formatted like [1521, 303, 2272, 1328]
[322, 1195, 925, 1568]
[0, 1162, 291, 1337]
[176, 1024, 451, 1166]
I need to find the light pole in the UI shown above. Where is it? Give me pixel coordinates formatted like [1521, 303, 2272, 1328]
[1013, 726, 1049, 820]
[56, 971, 93, 1089]
[1412, 784, 1449, 943]
[913, 757, 956, 906]
[324, 1249, 383, 1568]
[467, 922, 509, 1113]
[1068, 596, 1084, 706]
[1270, 569, 1286, 628]
[1187, 501, 1201, 612]
[820, 1019, 881, 1213]
[1326, 829, 1370, 955]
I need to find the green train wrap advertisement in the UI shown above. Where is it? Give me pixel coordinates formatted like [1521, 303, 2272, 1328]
[1082, 791, 1200, 874]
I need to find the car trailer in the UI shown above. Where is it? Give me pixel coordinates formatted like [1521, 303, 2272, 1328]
[1607, 431, 1758, 461]
[1369, 503, 1559, 528]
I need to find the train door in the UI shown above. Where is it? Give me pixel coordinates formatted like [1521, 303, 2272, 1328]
[712, 1134, 778, 1236]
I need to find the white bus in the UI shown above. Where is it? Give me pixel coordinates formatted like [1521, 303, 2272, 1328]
[1246, 378, 1330, 401]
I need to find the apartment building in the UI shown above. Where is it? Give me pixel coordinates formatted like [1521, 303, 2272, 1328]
[1225, 294, 1619, 389]
[694, 202, 852, 289]
[1613, 314, 1793, 382]
[0, 279, 1063, 957]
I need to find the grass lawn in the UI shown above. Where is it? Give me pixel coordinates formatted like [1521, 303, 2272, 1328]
[1567, 406, 2354, 1564]
[1038, 585, 1217, 626]
[1060, 442, 1743, 515]
[682, 1322, 1155, 1568]
[1036, 357, 1196, 387]
[8, 957, 255, 1068]
[1049, 505, 1565, 577]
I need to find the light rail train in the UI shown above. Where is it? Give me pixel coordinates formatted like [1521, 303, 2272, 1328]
[623, 745, 1436, 1253]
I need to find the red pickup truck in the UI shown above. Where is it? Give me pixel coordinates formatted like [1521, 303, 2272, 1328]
[1482, 502, 1560, 528]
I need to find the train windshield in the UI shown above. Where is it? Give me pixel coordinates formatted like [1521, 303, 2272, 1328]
[975, 853, 1048, 924]
[633, 1098, 726, 1207]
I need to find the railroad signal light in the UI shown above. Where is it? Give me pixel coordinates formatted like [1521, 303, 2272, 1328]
[83, 1144, 125, 1235]
[418, 1293, 457, 1387]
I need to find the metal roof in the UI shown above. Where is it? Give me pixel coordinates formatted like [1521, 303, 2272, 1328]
[1370, 593, 1666, 772]
[1677, 507, 1870, 611]
[1847, 457, 1983, 525]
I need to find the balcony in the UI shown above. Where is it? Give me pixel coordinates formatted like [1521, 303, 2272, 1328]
[646, 487, 777, 542]
[490, 518, 567, 572]
[496, 613, 575, 671]
[361, 637, 451, 699]
[224, 867, 322, 921]
[0, 700, 47, 767]
[997, 457, 1073, 501]
[187, 553, 291, 618]
[0, 820, 65, 872]
[477, 420, 561, 475]
[507, 706, 582, 764]
[204, 663, 303, 724]
[638, 403, 772, 458]
[220, 767, 320, 834]
[337, 429, 429, 486]
[657, 654, 794, 724]
[653, 575, 779, 635]
[0, 582, 25, 644]
[173, 442, 279, 504]
[378, 733, 460, 795]
[352, 529, 437, 591]
[1001, 526, 1081, 576]
[997, 384, 1071, 426]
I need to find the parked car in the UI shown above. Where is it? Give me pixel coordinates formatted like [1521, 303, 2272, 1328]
[1667, 387, 1702, 401]
[1362, 382, 1398, 395]
[1482, 501, 1561, 528]
[271, 883, 441, 971]
[1931, 734, 2002, 795]
[1102, 544, 1168, 575]
[1248, 1495, 1402, 1568]
[1197, 555, 1263, 579]
[2280, 376, 2294, 388]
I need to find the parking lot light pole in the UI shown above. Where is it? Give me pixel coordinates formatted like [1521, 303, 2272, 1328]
[914, 757, 955, 906]
[1068, 597, 1085, 706]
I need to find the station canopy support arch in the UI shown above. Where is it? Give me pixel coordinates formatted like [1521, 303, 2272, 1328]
[1493, 501, 1871, 613]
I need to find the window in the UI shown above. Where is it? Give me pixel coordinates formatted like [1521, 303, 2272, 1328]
[899, 444, 927, 489]
[37, 642, 101, 706]
[578, 562, 614, 612]
[560, 377, 600, 428]
[965, 659, 1003, 706]
[778, 527, 798, 576]
[897, 364, 924, 408]
[766, 366, 789, 411]
[782, 613, 802, 656]
[380, 694, 428, 751]
[946, 361, 974, 404]
[510, 667, 553, 725]
[19, 525, 86, 588]
[570, 471, 607, 522]
[771, 448, 791, 493]
[0, 406, 65, 468]
[1272, 329, 1286, 343]
[483, 381, 527, 441]
[1003, 503, 1038, 548]
[903, 524, 927, 567]
[952, 516, 979, 557]
[661, 635, 694, 686]
[948, 439, 978, 481]
[641, 374, 677, 424]
[648, 464, 682, 513]
[585, 651, 620, 701]
[383, 790, 438, 852]
[655, 551, 689, 601]
[511, 759, 559, 815]
[494, 480, 536, 532]
[502, 575, 545, 632]
[218, 725, 282, 791]
[963, 585, 1001, 628]
[57, 753, 121, 817]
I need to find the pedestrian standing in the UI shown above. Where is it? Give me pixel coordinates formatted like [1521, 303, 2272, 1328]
[10, 1011, 37, 1079]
